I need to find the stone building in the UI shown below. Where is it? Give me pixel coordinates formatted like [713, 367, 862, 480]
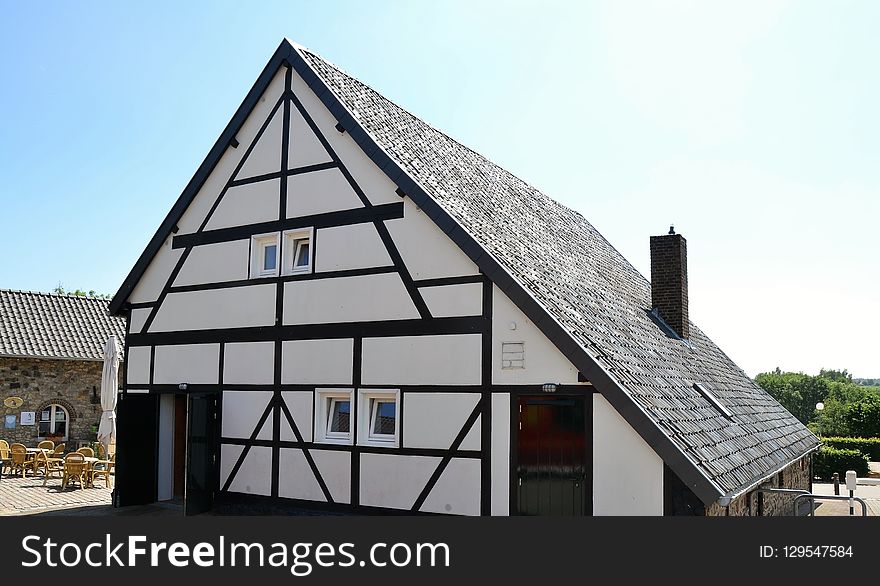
[0, 290, 125, 448]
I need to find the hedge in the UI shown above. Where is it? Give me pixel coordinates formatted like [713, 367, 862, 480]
[812, 446, 869, 481]
[820, 436, 880, 461]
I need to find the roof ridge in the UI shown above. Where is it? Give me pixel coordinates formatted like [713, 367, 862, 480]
[0, 288, 112, 303]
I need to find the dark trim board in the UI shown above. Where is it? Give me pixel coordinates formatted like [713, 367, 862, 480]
[127, 316, 483, 346]
[213, 492, 448, 516]
[171, 202, 404, 249]
[167, 265, 397, 294]
[220, 438, 482, 460]
[136, 383, 596, 394]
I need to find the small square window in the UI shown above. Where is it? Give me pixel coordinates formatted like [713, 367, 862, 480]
[357, 390, 399, 447]
[315, 389, 353, 444]
[250, 232, 280, 278]
[283, 228, 313, 275]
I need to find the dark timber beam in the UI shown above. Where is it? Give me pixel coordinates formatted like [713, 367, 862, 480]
[172, 202, 404, 249]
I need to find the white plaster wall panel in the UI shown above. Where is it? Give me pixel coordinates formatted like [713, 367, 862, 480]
[420, 282, 483, 318]
[593, 394, 664, 516]
[279, 448, 327, 502]
[281, 339, 353, 385]
[129, 308, 151, 335]
[283, 274, 418, 325]
[126, 346, 151, 385]
[153, 343, 219, 385]
[204, 180, 281, 231]
[358, 453, 440, 510]
[385, 199, 480, 280]
[280, 391, 314, 442]
[224, 341, 275, 385]
[157, 394, 174, 501]
[222, 391, 274, 441]
[173, 240, 250, 287]
[236, 106, 283, 180]
[491, 393, 510, 515]
[176, 68, 286, 234]
[149, 285, 276, 332]
[460, 415, 481, 451]
[402, 393, 480, 450]
[420, 458, 481, 516]
[128, 242, 183, 304]
[492, 286, 579, 385]
[362, 335, 481, 385]
[292, 72, 399, 206]
[222, 444, 271, 496]
[314, 223, 392, 273]
[288, 106, 332, 168]
[286, 167, 364, 218]
[311, 450, 351, 504]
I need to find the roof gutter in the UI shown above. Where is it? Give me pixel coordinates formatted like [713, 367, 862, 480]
[715, 444, 821, 507]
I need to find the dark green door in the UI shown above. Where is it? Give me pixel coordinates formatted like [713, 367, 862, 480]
[185, 392, 220, 516]
[516, 396, 587, 516]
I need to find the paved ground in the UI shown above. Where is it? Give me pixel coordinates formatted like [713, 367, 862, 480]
[812, 482, 880, 516]
[0, 471, 112, 516]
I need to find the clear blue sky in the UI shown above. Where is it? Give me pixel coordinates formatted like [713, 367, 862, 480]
[1, 1, 877, 377]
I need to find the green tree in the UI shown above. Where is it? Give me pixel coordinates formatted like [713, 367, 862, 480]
[843, 394, 880, 438]
[819, 368, 852, 382]
[754, 370, 829, 425]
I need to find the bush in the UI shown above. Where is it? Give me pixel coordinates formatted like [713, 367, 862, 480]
[820, 437, 880, 461]
[812, 446, 869, 480]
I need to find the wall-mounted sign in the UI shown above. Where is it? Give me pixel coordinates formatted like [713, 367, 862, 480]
[4, 415, 15, 429]
[3, 396, 23, 409]
[20, 411, 36, 426]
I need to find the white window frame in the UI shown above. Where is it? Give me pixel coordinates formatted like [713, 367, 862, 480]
[38, 404, 69, 441]
[282, 227, 314, 275]
[357, 389, 399, 447]
[250, 232, 281, 278]
[314, 389, 353, 445]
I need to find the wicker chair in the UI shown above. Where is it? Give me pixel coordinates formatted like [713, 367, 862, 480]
[39, 449, 65, 486]
[61, 452, 87, 490]
[37, 440, 55, 451]
[91, 453, 115, 488]
[0, 440, 11, 477]
[77, 446, 95, 458]
[9, 443, 35, 478]
[52, 443, 66, 457]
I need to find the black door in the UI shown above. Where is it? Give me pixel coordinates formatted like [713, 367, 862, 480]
[516, 396, 587, 515]
[115, 392, 158, 506]
[185, 392, 220, 516]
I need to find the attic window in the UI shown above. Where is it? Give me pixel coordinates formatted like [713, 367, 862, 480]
[283, 228, 313, 275]
[693, 382, 734, 420]
[250, 233, 280, 278]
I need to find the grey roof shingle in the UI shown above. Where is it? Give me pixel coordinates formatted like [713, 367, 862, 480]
[0, 290, 125, 361]
[298, 47, 819, 499]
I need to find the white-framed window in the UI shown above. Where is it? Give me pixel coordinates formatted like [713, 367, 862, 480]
[314, 389, 353, 444]
[282, 227, 313, 275]
[357, 389, 399, 447]
[38, 404, 69, 441]
[250, 232, 280, 278]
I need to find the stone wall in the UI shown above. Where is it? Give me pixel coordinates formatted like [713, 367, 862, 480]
[706, 454, 812, 516]
[0, 356, 110, 447]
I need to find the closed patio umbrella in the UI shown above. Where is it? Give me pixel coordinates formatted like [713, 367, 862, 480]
[97, 335, 120, 456]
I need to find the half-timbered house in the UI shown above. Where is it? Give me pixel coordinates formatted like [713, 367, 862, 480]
[109, 39, 818, 516]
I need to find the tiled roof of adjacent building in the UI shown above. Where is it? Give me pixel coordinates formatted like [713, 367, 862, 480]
[0, 290, 125, 361]
[109, 40, 819, 505]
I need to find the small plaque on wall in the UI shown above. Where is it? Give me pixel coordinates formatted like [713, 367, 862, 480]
[4, 415, 15, 429]
[20, 411, 36, 426]
[3, 396, 23, 409]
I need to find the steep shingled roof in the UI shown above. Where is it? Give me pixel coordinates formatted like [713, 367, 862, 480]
[110, 40, 818, 504]
[0, 290, 125, 361]
[298, 47, 819, 500]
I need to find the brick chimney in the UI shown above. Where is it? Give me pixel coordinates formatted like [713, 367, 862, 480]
[650, 228, 689, 339]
